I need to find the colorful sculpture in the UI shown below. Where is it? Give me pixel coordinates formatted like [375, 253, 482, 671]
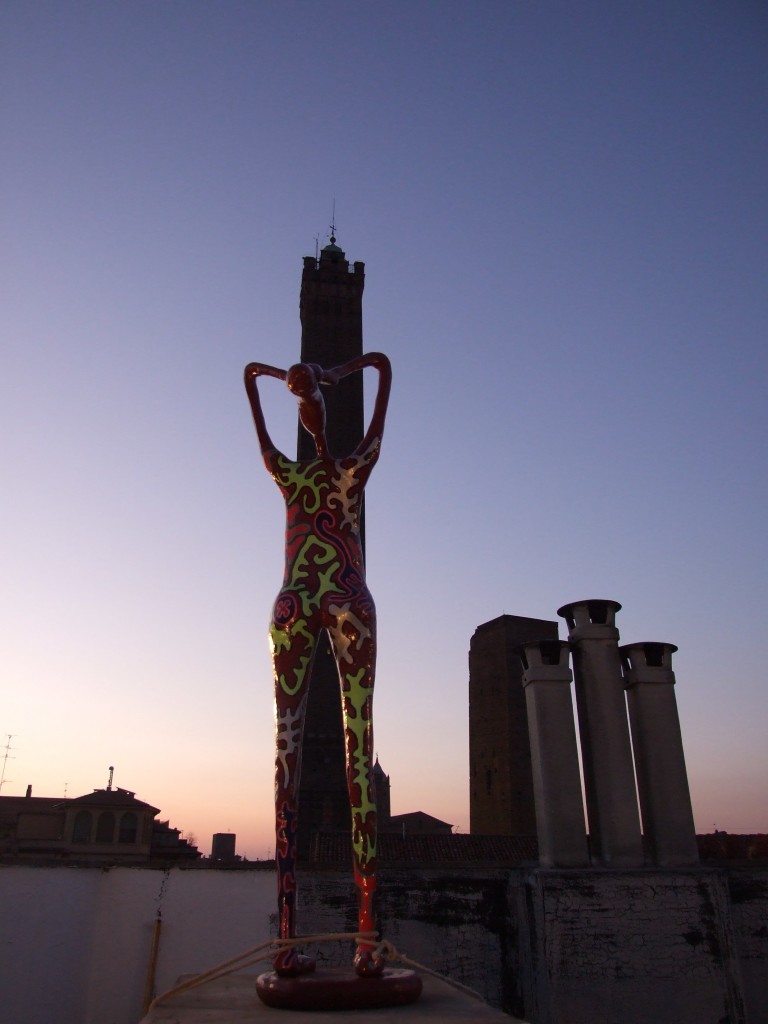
[244, 352, 392, 979]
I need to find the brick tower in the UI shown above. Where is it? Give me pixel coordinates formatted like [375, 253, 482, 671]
[469, 614, 559, 836]
[296, 235, 366, 858]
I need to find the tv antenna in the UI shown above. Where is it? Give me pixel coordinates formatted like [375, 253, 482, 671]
[0, 734, 15, 793]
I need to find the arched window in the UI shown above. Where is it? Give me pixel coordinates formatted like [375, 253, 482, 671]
[72, 810, 92, 843]
[95, 811, 115, 843]
[118, 812, 138, 844]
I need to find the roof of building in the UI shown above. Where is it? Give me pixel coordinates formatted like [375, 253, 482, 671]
[304, 832, 538, 866]
[697, 832, 768, 862]
[67, 787, 160, 813]
[387, 811, 454, 831]
[0, 795, 66, 822]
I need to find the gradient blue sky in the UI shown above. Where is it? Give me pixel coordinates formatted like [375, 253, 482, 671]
[2, 2, 766, 857]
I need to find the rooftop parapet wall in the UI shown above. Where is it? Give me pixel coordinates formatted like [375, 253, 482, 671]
[1, 863, 766, 1024]
[516, 867, 756, 1024]
[298, 866, 520, 1014]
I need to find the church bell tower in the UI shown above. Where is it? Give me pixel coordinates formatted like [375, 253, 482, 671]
[298, 236, 365, 458]
[296, 235, 366, 857]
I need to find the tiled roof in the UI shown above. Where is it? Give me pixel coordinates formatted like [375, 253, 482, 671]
[303, 831, 538, 866]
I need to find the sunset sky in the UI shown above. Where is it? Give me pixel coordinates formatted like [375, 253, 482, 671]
[2, 2, 766, 857]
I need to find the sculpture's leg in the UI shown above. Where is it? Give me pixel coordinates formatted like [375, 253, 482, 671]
[270, 616, 317, 977]
[328, 597, 384, 978]
[352, 861, 382, 977]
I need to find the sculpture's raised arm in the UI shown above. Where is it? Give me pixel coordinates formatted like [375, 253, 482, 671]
[326, 352, 392, 455]
[244, 361, 287, 455]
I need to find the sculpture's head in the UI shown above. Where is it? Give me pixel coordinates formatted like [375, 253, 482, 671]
[286, 363, 320, 400]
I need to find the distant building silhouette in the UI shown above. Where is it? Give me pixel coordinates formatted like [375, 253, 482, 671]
[469, 613, 558, 836]
[372, 757, 391, 824]
[211, 832, 237, 861]
[0, 784, 199, 863]
[384, 811, 453, 836]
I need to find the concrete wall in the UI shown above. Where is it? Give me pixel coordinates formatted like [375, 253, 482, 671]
[514, 867, 765, 1024]
[298, 867, 515, 1010]
[0, 863, 511, 1024]
[728, 871, 768, 1024]
[0, 864, 275, 1024]
[1, 862, 766, 1024]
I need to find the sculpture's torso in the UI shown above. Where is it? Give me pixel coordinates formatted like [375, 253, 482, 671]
[264, 439, 380, 627]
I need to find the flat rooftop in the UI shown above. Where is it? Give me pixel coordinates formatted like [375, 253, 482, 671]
[140, 972, 525, 1022]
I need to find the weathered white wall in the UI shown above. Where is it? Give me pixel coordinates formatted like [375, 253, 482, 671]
[0, 865, 276, 1024]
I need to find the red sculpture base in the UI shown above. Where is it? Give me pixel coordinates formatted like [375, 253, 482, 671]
[255, 966, 422, 1011]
